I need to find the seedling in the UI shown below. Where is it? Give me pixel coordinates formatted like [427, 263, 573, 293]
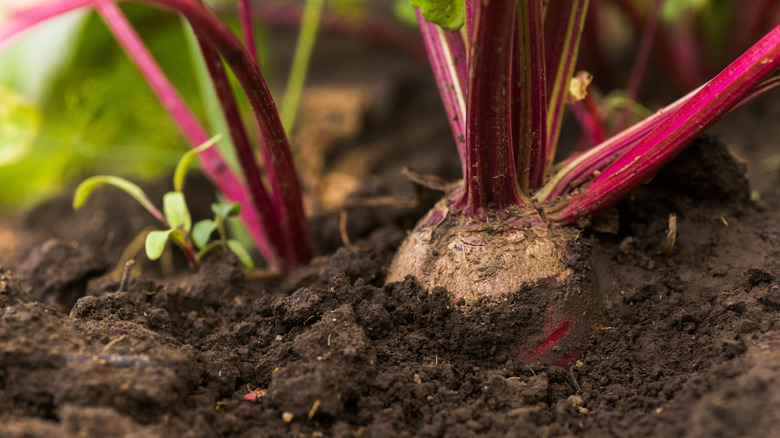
[191, 201, 255, 270]
[73, 135, 253, 271]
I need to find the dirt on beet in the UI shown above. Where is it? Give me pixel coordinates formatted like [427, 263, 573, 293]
[3, 29, 780, 438]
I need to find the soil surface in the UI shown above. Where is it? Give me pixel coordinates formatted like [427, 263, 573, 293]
[3, 26, 780, 438]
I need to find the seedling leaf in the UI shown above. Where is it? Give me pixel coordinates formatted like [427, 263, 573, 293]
[227, 239, 255, 270]
[211, 202, 242, 220]
[173, 134, 222, 192]
[74, 175, 165, 223]
[145, 229, 173, 260]
[662, 0, 710, 24]
[163, 191, 192, 232]
[410, 0, 465, 31]
[192, 219, 218, 249]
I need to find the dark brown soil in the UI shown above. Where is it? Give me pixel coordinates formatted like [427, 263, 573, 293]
[3, 30, 780, 438]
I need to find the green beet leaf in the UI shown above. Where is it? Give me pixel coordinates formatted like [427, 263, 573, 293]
[410, 0, 465, 31]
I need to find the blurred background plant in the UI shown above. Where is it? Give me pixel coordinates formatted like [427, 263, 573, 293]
[1, 2, 194, 208]
[580, 0, 780, 119]
[0, 0, 379, 211]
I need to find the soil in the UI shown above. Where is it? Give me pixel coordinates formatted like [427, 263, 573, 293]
[3, 26, 780, 438]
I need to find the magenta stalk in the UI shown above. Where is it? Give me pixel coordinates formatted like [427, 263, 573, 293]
[192, 32, 285, 264]
[415, 9, 468, 176]
[550, 25, 780, 223]
[455, 0, 524, 218]
[138, 0, 315, 266]
[544, 0, 590, 170]
[236, 0, 257, 63]
[617, 0, 661, 131]
[537, 86, 694, 201]
[540, 72, 780, 203]
[515, 0, 547, 192]
[0, 0, 94, 50]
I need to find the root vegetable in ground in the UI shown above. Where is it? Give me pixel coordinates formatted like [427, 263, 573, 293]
[387, 0, 780, 366]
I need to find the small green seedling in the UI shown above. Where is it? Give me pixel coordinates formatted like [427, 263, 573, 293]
[73, 134, 254, 271]
[192, 201, 254, 270]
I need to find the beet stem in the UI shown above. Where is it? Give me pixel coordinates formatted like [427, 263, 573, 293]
[457, 0, 525, 217]
[551, 24, 780, 223]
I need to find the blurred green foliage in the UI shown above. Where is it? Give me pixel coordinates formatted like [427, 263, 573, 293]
[0, 86, 41, 166]
[0, 5, 203, 209]
[660, 0, 712, 22]
[0, 1, 370, 211]
[393, 0, 418, 27]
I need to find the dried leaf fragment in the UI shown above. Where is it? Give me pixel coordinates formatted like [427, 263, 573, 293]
[660, 213, 677, 256]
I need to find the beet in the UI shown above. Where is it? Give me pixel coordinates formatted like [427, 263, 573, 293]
[387, 199, 600, 367]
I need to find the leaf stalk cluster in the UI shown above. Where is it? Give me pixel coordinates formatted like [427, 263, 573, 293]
[415, 0, 780, 223]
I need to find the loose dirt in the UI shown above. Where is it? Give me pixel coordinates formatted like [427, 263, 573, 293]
[2, 27, 780, 438]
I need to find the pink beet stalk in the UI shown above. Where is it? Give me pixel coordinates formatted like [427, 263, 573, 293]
[0, 0, 93, 51]
[95, 3, 204, 150]
[515, 0, 548, 192]
[544, 0, 590, 170]
[617, 0, 662, 131]
[192, 33, 286, 264]
[540, 72, 780, 203]
[537, 86, 695, 201]
[415, 10, 468, 175]
[236, 0, 257, 63]
[455, 0, 524, 218]
[550, 25, 780, 223]
[570, 93, 607, 148]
